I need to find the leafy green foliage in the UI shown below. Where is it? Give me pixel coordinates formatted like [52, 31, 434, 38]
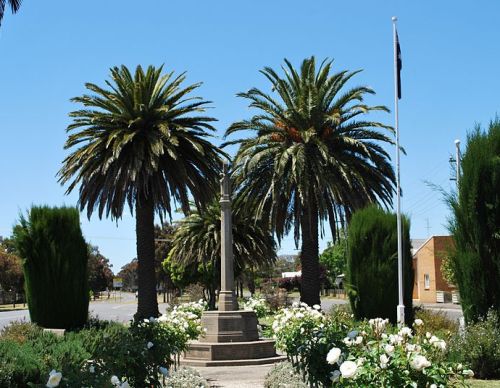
[13, 206, 89, 329]
[346, 206, 413, 323]
[0, 245, 23, 293]
[447, 120, 500, 323]
[449, 310, 500, 379]
[320, 234, 347, 285]
[0, 0, 21, 27]
[225, 57, 396, 305]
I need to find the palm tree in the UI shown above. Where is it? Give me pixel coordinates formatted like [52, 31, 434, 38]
[0, 0, 21, 26]
[58, 65, 224, 319]
[168, 197, 277, 309]
[224, 57, 396, 306]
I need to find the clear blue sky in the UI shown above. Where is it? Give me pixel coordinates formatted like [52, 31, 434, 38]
[1, 1, 498, 272]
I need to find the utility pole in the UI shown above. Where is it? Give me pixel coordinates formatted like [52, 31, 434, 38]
[425, 218, 431, 237]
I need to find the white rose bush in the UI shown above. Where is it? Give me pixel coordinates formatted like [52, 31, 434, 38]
[270, 305, 474, 387]
[242, 296, 271, 318]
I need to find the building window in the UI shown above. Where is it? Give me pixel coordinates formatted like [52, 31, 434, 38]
[424, 274, 430, 290]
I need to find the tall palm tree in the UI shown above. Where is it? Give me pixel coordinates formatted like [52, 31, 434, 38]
[0, 0, 21, 26]
[58, 65, 224, 319]
[168, 197, 277, 309]
[224, 57, 396, 306]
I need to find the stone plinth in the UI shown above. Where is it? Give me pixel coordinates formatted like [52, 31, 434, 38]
[182, 339, 286, 367]
[200, 310, 258, 343]
[182, 309, 285, 366]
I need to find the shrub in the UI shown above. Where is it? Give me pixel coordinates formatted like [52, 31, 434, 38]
[13, 206, 89, 329]
[272, 302, 348, 386]
[449, 310, 500, 379]
[271, 305, 472, 387]
[242, 296, 271, 318]
[264, 361, 307, 388]
[414, 308, 459, 341]
[346, 206, 413, 324]
[0, 320, 42, 343]
[164, 366, 209, 388]
[447, 121, 500, 323]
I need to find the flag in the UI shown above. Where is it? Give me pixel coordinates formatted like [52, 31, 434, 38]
[396, 31, 402, 99]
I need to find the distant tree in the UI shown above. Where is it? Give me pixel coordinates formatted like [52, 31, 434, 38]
[0, 247, 23, 293]
[167, 198, 276, 309]
[346, 206, 413, 324]
[0, 0, 21, 27]
[319, 233, 347, 285]
[118, 259, 138, 292]
[13, 206, 89, 329]
[154, 224, 174, 302]
[87, 245, 114, 296]
[58, 65, 224, 319]
[448, 120, 500, 323]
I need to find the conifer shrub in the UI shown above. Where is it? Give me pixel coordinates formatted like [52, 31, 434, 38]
[13, 206, 89, 329]
[346, 206, 413, 323]
[448, 121, 500, 323]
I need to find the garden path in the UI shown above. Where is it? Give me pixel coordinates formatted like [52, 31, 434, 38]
[197, 364, 273, 388]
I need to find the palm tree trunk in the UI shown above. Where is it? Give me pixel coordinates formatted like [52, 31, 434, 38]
[300, 204, 320, 306]
[135, 197, 159, 320]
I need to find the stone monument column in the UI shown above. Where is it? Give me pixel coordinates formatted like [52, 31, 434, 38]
[218, 161, 239, 311]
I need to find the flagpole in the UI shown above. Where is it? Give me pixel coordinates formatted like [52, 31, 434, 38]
[392, 16, 405, 325]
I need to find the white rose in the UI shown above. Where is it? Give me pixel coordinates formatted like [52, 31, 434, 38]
[111, 376, 120, 385]
[380, 354, 389, 368]
[430, 385, 437, 388]
[147, 341, 154, 349]
[433, 339, 446, 351]
[410, 355, 431, 371]
[313, 304, 321, 310]
[463, 369, 474, 377]
[326, 347, 342, 364]
[339, 360, 358, 379]
[414, 318, 423, 326]
[426, 332, 432, 338]
[355, 336, 363, 344]
[399, 327, 412, 337]
[46, 370, 62, 388]
[384, 344, 395, 354]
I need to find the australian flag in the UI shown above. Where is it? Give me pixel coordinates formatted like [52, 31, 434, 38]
[396, 31, 402, 99]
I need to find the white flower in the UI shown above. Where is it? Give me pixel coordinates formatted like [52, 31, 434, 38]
[406, 343, 416, 352]
[111, 376, 120, 385]
[313, 304, 321, 310]
[433, 339, 446, 351]
[414, 318, 423, 326]
[343, 337, 353, 346]
[159, 366, 169, 377]
[339, 360, 358, 379]
[356, 357, 365, 366]
[89, 365, 95, 374]
[426, 332, 432, 338]
[147, 341, 154, 349]
[380, 354, 389, 369]
[384, 344, 395, 354]
[430, 385, 437, 388]
[399, 327, 413, 337]
[463, 369, 474, 377]
[326, 347, 342, 364]
[120, 382, 130, 388]
[355, 336, 363, 344]
[410, 355, 431, 371]
[46, 370, 62, 388]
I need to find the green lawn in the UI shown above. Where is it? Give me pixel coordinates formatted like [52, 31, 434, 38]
[470, 380, 500, 387]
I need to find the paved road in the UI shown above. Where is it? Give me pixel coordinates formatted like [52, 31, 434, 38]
[0, 294, 463, 330]
[321, 298, 464, 323]
[0, 292, 171, 330]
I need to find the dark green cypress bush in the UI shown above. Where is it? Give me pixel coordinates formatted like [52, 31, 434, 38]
[346, 205, 413, 323]
[13, 206, 89, 329]
[448, 121, 500, 323]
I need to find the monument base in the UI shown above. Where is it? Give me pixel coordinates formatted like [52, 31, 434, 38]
[182, 310, 285, 367]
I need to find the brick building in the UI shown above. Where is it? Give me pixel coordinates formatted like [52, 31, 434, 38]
[412, 236, 456, 303]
